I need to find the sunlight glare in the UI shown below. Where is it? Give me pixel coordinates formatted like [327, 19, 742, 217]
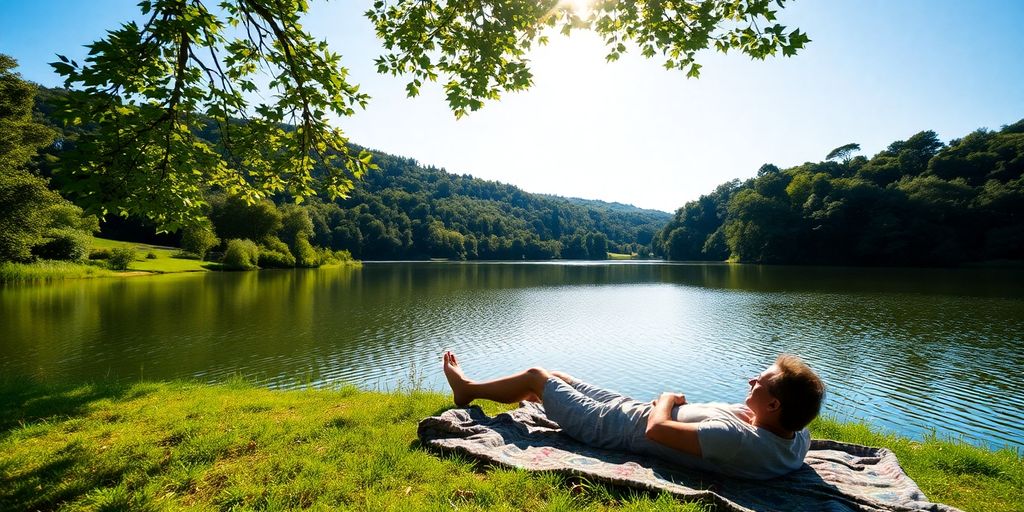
[559, 0, 593, 18]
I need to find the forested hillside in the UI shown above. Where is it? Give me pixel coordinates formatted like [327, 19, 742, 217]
[656, 121, 1024, 265]
[327, 153, 668, 260]
[29, 80, 1019, 267]
[33, 87, 668, 261]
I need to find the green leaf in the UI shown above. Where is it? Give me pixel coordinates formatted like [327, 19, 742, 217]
[42, 0, 809, 227]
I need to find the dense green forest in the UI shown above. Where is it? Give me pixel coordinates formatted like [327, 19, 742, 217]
[27, 85, 668, 263]
[7, 55, 1021, 268]
[655, 123, 1024, 265]
[322, 154, 669, 260]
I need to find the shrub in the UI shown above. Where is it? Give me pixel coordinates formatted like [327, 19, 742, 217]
[108, 247, 137, 270]
[294, 238, 320, 268]
[222, 239, 259, 270]
[180, 221, 220, 260]
[257, 248, 296, 268]
[256, 236, 295, 268]
[146, 251, 157, 259]
[89, 248, 112, 260]
[335, 249, 355, 262]
[31, 228, 92, 261]
[261, 236, 291, 256]
[317, 248, 357, 265]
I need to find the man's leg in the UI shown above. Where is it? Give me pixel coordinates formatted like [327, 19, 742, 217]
[550, 370, 633, 404]
[442, 351, 551, 407]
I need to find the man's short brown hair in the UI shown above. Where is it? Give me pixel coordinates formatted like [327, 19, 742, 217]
[766, 354, 825, 432]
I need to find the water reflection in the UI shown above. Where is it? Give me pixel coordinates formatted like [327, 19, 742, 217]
[1, 262, 1022, 450]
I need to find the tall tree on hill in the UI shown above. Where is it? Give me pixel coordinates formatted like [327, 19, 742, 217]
[826, 143, 860, 163]
[50, 0, 808, 229]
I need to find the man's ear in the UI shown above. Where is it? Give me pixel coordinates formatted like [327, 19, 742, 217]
[767, 397, 781, 413]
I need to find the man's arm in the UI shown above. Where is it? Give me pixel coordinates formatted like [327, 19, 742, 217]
[645, 392, 703, 458]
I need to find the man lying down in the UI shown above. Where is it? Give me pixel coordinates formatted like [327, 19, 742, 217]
[442, 351, 825, 480]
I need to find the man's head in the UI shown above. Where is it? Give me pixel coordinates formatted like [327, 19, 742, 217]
[745, 354, 825, 432]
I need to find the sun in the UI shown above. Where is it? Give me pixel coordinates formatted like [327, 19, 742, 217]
[559, 0, 594, 18]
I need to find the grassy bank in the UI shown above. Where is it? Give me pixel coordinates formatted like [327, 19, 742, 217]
[2, 237, 361, 283]
[1, 381, 1019, 511]
[0, 238, 209, 283]
[0, 260, 115, 283]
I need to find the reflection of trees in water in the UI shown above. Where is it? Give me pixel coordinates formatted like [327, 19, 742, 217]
[0, 269, 363, 381]
[0, 279, 111, 378]
[2, 263, 1023, 446]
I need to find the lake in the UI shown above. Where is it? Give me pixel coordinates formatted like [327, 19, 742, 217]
[2, 261, 1022, 450]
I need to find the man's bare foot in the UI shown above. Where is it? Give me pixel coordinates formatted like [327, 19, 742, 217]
[443, 351, 473, 407]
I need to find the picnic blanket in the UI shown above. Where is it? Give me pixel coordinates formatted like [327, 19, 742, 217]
[418, 402, 962, 512]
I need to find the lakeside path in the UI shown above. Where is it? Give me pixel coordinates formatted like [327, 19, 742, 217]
[1, 380, 1019, 511]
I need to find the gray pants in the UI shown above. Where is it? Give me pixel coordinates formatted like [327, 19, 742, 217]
[541, 377, 651, 450]
[541, 377, 709, 470]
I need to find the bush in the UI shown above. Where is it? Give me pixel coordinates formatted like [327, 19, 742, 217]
[31, 228, 92, 261]
[146, 251, 157, 259]
[180, 222, 220, 260]
[108, 247, 137, 270]
[261, 236, 291, 256]
[317, 248, 357, 265]
[294, 238, 320, 268]
[334, 249, 355, 262]
[222, 239, 259, 270]
[257, 248, 296, 268]
[89, 248, 112, 260]
[256, 236, 295, 268]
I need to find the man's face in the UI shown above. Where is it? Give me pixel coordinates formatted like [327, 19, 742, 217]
[745, 364, 781, 413]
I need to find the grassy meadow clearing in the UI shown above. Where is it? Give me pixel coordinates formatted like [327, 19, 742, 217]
[1, 237, 362, 283]
[89, 237, 213, 273]
[0, 238, 209, 283]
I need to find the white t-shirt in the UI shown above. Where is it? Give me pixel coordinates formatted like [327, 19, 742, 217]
[674, 402, 810, 479]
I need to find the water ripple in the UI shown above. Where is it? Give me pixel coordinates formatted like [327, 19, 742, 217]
[2, 262, 1022, 450]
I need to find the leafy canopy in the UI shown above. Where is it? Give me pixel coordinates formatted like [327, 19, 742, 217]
[369, 0, 809, 116]
[53, 0, 808, 229]
[826, 143, 860, 162]
[1, 55, 97, 263]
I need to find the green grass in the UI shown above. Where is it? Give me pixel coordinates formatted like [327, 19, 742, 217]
[0, 238, 211, 283]
[810, 416, 1023, 510]
[0, 380, 1018, 511]
[2, 238, 360, 284]
[0, 380, 706, 511]
[90, 237, 212, 273]
[0, 260, 115, 283]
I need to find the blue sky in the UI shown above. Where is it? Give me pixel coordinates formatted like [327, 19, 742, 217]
[2, 0, 1022, 212]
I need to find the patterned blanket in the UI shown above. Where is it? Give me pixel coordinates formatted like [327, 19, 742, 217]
[418, 402, 962, 512]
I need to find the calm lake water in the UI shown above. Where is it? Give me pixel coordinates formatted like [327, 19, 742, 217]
[2, 262, 1022, 450]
